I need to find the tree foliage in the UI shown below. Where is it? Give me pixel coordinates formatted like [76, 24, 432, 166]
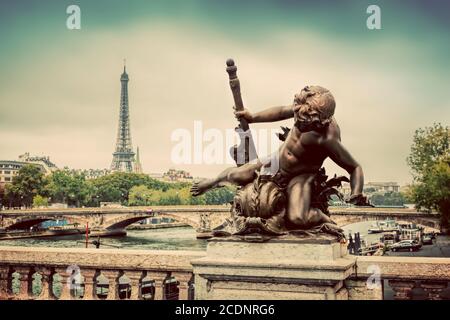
[4, 164, 45, 207]
[33, 195, 49, 208]
[47, 169, 93, 207]
[2, 169, 236, 208]
[369, 192, 405, 206]
[128, 184, 236, 206]
[90, 172, 184, 205]
[407, 123, 449, 178]
[406, 123, 450, 230]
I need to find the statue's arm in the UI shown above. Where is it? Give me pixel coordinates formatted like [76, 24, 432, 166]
[236, 105, 294, 123]
[252, 105, 294, 123]
[323, 139, 364, 197]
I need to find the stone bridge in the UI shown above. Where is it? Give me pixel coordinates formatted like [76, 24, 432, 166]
[0, 206, 441, 234]
[329, 208, 441, 230]
[0, 206, 232, 234]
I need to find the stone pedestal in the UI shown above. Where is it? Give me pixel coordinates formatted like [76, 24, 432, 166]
[191, 235, 356, 300]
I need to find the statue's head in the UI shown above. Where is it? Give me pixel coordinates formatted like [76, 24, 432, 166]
[293, 86, 335, 132]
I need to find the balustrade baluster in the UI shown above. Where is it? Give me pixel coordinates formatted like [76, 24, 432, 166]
[420, 281, 448, 300]
[35, 268, 54, 300]
[173, 272, 192, 300]
[0, 266, 10, 299]
[102, 270, 120, 300]
[55, 268, 73, 300]
[14, 267, 31, 300]
[81, 270, 97, 300]
[127, 271, 143, 300]
[147, 272, 167, 300]
[388, 280, 416, 300]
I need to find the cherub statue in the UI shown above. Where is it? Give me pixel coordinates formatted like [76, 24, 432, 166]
[191, 71, 369, 239]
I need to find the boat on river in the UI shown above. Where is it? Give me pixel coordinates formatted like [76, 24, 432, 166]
[368, 220, 399, 234]
[0, 228, 83, 240]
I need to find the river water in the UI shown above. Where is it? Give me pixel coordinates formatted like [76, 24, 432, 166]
[0, 227, 208, 251]
[0, 222, 372, 250]
[0, 222, 374, 250]
[0, 222, 377, 251]
[1, 221, 447, 257]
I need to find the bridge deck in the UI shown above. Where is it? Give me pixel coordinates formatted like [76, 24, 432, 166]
[0, 205, 436, 216]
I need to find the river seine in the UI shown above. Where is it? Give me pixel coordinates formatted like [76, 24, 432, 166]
[0, 222, 374, 251]
[0, 227, 208, 251]
[1, 222, 448, 258]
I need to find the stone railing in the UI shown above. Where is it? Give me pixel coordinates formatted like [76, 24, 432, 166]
[1, 247, 450, 300]
[346, 256, 450, 300]
[0, 246, 205, 300]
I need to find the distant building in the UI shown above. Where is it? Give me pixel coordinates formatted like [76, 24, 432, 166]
[0, 159, 46, 197]
[69, 168, 111, 180]
[148, 173, 163, 180]
[0, 153, 57, 196]
[340, 181, 400, 197]
[162, 169, 193, 183]
[364, 182, 400, 193]
[18, 152, 57, 174]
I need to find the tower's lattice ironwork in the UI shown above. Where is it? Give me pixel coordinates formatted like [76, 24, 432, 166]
[111, 65, 136, 172]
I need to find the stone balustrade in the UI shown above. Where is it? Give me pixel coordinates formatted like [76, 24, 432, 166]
[0, 246, 205, 300]
[1, 246, 450, 300]
[346, 256, 450, 300]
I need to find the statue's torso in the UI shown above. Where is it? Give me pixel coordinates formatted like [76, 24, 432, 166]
[278, 118, 341, 177]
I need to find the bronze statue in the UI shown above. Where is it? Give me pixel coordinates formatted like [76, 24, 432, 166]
[191, 59, 370, 240]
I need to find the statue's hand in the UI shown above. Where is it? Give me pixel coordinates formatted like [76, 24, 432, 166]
[234, 107, 254, 123]
[346, 193, 372, 207]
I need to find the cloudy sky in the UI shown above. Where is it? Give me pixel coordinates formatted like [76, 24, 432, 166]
[0, 0, 449, 184]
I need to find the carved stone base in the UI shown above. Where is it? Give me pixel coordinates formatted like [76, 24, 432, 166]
[191, 234, 355, 300]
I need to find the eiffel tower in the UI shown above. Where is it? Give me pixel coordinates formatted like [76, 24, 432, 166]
[110, 63, 136, 172]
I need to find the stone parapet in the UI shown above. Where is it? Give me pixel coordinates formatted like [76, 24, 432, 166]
[346, 256, 450, 300]
[352, 256, 450, 280]
[1, 246, 450, 300]
[0, 246, 204, 300]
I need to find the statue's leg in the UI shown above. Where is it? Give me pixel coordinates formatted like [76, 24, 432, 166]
[286, 174, 335, 228]
[191, 162, 262, 196]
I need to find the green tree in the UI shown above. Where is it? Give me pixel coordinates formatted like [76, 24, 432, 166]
[159, 189, 183, 205]
[204, 186, 235, 205]
[400, 185, 414, 203]
[47, 169, 93, 207]
[128, 185, 162, 206]
[91, 172, 171, 205]
[406, 123, 450, 231]
[4, 164, 45, 207]
[370, 192, 405, 206]
[33, 195, 49, 208]
[407, 123, 449, 176]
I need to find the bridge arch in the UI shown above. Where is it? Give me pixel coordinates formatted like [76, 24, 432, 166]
[331, 214, 440, 230]
[152, 213, 199, 230]
[4, 215, 89, 231]
[105, 215, 154, 230]
[103, 213, 200, 230]
[6, 217, 61, 230]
